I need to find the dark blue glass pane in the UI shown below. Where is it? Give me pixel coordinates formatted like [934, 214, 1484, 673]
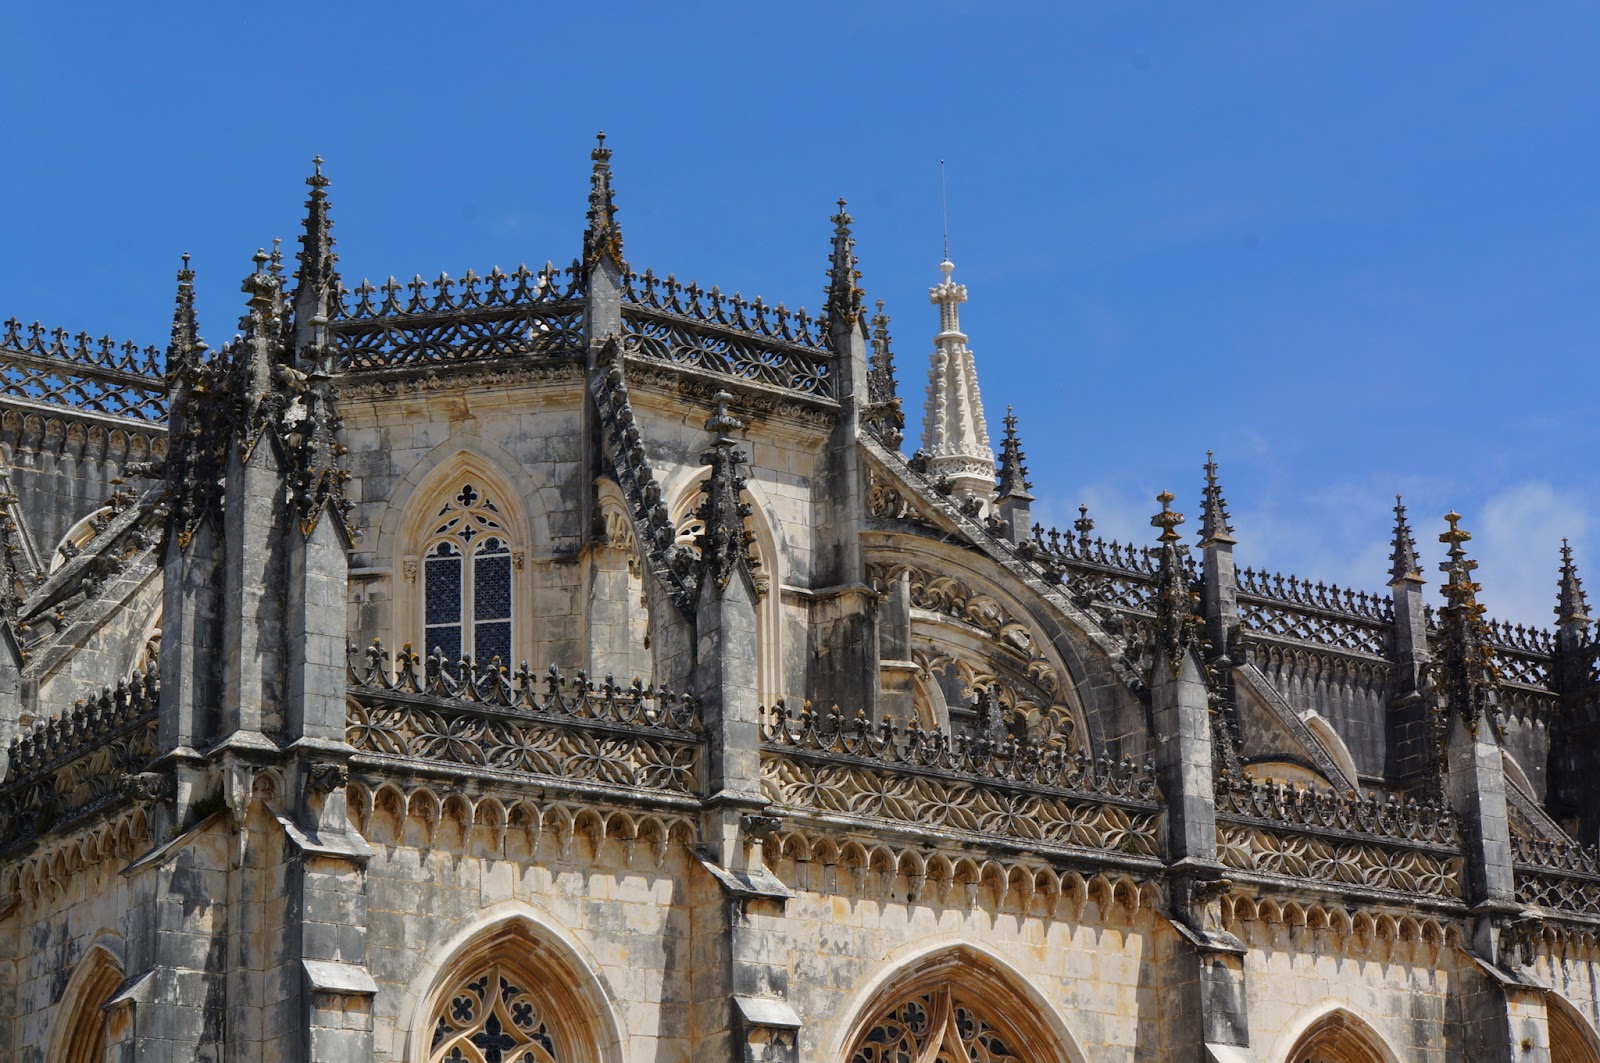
[474, 621, 511, 669]
[425, 551, 462, 626]
[474, 553, 511, 621]
[427, 626, 462, 672]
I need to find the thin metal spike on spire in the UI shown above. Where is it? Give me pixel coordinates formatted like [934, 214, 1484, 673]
[996, 406, 1033, 502]
[940, 159, 950, 263]
[825, 198, 863, 329]
[583, 131, 625, 273]
[1389, 495, 1423, 585]
[1198, 451, 1235, 546]
[1557, 538, 1590, 625]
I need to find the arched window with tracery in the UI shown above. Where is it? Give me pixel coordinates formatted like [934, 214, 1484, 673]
[429, 961, 559, 1062]
[423, 482, 514, 669]
[417, 920, 614, 1063]
[850, 985, 1025, 1063]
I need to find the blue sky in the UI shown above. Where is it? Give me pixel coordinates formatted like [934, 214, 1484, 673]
[3, 3, 1598, 626]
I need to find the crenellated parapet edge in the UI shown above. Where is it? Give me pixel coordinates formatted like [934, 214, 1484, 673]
[0, 664, 161, 854]
[0, 317, 167, 423]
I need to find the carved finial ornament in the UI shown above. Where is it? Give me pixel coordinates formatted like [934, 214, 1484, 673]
[826, 198, 864, 328]
[920, 256, 994, 498]
[1389, 494, 1423, 585]
[1436, 512, 1502, 737]
[583, 131, 625, 273]
[1557, 538, 1590, 625]
[1198, 451, 1235, 546]
[694, 390, 759, 593]
[1151, 491, 1202, 676]
[996, 406, 1033, 503]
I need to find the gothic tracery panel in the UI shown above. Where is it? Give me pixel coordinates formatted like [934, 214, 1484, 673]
[429, 963, 561, 1063]
[850, 986, 1026, 1063]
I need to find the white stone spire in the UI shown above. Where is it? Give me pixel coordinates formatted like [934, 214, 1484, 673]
[920, 258, 994, 501]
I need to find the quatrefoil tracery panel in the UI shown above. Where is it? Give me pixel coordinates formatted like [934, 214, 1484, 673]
[851, 986, 1026, 1063]
[429, 964, 558, 1063]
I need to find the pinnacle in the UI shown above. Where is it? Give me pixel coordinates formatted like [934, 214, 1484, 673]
[1152, 490, 1184, 545]
[1389, 495, 1423, 585]
[826, 198, 862, 327]
[996, 407, 1033, 502]
[583, 132, 624, 272]
[1199, 451, 1236, 546]
[1557, 538, 1590, 625]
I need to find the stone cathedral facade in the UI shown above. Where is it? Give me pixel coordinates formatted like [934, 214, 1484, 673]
[3, 138, 1600, 1063]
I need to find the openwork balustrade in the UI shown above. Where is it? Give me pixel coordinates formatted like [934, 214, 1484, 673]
[1513, 834, 1600, 917]
[0, 668, 160, 850]
[332, 263, 586, 368]
[1216, 775, 1463, 901]
[760, 702, 1163, 860]
[345, 644, 703, 796]
[0, 317, 167, 421]
[621, 269, 834, 399]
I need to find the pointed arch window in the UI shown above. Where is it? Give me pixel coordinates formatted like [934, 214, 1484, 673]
[429, 962, 560, 1063]
[851, 985, 1025, 1063]
[423, 483, 514, 670]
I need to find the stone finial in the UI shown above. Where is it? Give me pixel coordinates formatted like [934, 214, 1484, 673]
[1389, 495, 1423, 585]
[241, 247, 282, 325]
[825, 198, 864, 328]
[864, 300, 905, 448]
[167, 253, 207, 377]
[996, 407, 1034, 503]
[1436, 512, 1501, 736]
[1557, 538, 1590, 626]
[1074, 503, 1095, 550]
[295, 155, 337, 298]
[920, 257, 994, 499]
[694, 391, 759, 592]
[583, 131, 625, 272]
[1198, 451, 1235, 546]
[1151, 491, 1200, 675]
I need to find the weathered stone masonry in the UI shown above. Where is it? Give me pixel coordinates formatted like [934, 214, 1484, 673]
[2, 137, 1600, 1061]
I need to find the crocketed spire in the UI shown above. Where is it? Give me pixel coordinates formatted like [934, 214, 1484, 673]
[1437, 512, 1501, 735]
[996, 407, 1033, 503]
[825, 199, 863, 329]
[694, 390, 758, 593]
[582, 132, 625, 273]
[1557, 538, 1590, 626]
[1198, 451, 1235, 546]
[1151, 490, 1201, 676]
[920, 258, 993, 500]
[167, 253, 206, 378]
[864, 300, 904, 448]
[1389, 495, 1423, 585]
[295, 156, 337, 301]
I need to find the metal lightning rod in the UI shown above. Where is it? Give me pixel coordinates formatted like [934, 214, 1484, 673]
[940, 159, 950, 261]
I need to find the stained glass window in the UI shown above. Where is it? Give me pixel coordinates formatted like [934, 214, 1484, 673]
[421, 483, 515, 672]
[850, 986, 1025, 1063]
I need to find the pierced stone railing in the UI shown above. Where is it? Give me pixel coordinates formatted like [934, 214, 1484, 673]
[331, 263, 586, 368]
[760, 702, 1163, 859]
[623, 269, 828, 351]
[0, 317, 167, 422]
[1513, 834, 1600, 917]
[0, 667, 160, 850]
[344, 643, 703, 796]
[1215, 775, 1463, 901]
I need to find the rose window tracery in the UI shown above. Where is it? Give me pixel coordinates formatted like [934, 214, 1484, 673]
[429, 963, 558, 1063]
[850, 986, 1025, 1063]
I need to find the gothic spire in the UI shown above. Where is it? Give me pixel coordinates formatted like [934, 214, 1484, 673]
[1198, 451, 1235, 546]
[920, 257, 993, 500]
[996, 407, 1033, 502]
[864, 300, 904, 448]
[582, 131, 625, 274]
[1389, 495, 1423, 585]
[1437, 512, 1501, 735]
[295, 156, 337, 306]
[167, 253, 206, 378]
[1557, 538, 1590, 626]
[1151, 491, 1201, 676]
[694, 390, 758, 593]
[825, 199, 863, 329]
